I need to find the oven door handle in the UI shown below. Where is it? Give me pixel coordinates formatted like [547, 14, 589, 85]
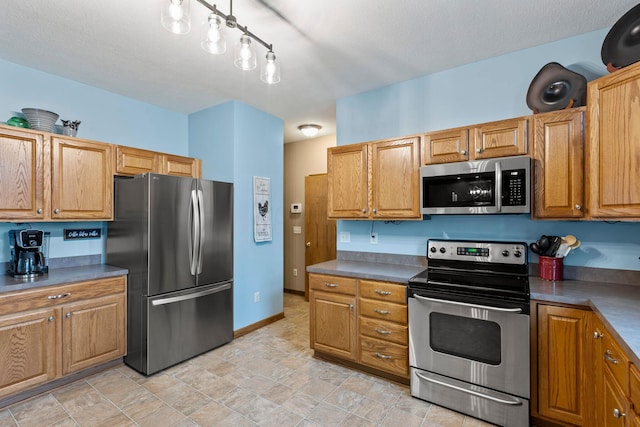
[415, 371, 524, 406]
[413, 294, 522, 313]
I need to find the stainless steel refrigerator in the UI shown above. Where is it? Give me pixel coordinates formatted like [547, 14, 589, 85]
[106, 173, 233, 375]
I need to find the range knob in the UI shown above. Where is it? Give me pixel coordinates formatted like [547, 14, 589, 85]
[439, 247, 446, 254]
[514, 250, 523, 258]
[430, 246, 437, 253]
[502, 250, 510, 257]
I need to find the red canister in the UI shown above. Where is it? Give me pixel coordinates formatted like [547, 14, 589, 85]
[539, 256, 563, 281]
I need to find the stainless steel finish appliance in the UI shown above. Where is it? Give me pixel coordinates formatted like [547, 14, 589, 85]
[106, 173, 233, 375]
[408, 239, 530, 427]
[8, 229, 48, 278]
[420, 156, 531, 214]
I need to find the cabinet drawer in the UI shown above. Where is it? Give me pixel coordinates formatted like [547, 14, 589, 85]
[309, 274, 356, 295]
[359, 298, 407, 324]
[359, 317, 407, 345]
[0, 276, 127, 317]
[603, 333, 630, 392]
[359, 280, 406, 304]
[631, 364, 640, 413]
[360, 336, 408, 377]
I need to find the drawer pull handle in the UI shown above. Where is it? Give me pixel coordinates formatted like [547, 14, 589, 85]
[375, 328, 391, 335]
[613, 408, 626, 418]
[48, 293, 71, 300]
[375, 353, 393, 360]
[374, 309, 391, 315]
[604, 350, 619, 365]
[374, 290, 392, 296]
[323, 283, 338, 288]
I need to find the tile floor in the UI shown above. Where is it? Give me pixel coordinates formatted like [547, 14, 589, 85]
[0, 293, 495, 427]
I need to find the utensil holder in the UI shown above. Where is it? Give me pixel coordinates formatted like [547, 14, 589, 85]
[539, 256, 563, 281]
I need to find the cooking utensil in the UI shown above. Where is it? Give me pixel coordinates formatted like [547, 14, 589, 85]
[529, 242, 542, 254]
[562, 235, 577, 246]
[544, 236, 562, 257]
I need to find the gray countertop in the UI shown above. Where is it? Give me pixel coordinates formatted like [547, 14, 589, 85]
[0, 264, 128, 293]
[308, 259, 640, 366]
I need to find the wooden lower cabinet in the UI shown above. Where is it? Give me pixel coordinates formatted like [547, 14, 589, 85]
[309, 273, 409, 381]
[603, 368, 629, 427]
[0, 276, 127, 400]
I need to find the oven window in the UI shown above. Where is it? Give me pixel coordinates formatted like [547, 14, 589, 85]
[429, 312, 501, 365]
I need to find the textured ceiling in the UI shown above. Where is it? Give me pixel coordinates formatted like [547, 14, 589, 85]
[0, 0, 637, 142]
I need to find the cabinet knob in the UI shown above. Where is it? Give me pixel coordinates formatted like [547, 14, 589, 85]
[48, 316, 54, 322]
[54, 208, 60, 214]
[476, 148, 482, 153]
[306, 242, 311, 247]
[594, 331, 604, 339]
[66, 312, 72, 318]
[575, 204, 582, 211]
[362, 209, 367, 214]
[37, 208, 43, 214]
[349, 304, 354, 311]
[372, 208, 377, 214]
[613, 408, 626, 418]
[460, 150, 467, 156]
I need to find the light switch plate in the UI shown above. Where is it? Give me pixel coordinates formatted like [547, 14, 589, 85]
[339, 232, 351, 243]
[293, 226, 302, 234]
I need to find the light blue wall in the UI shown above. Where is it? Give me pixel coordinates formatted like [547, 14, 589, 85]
[188, 101, 284, 330]
[336, 28, 640, 272]
[0, 58, 189, 264]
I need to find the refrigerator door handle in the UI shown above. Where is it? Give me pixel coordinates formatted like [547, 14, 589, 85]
[151, 282, 232, 306]
[196, 188, 205, 274]
[189, 189, 199, 275]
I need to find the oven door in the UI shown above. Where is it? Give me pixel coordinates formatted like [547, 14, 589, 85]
[408, 293, 530, 399]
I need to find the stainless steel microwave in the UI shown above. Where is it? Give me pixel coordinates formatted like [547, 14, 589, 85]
[420, 156, 531, 215]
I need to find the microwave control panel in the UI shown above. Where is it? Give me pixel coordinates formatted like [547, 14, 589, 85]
[502, 169, 527, 206]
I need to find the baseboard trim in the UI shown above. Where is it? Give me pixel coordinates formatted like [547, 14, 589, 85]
[284, 289, 305, 297]
[233, 311, 285, 339]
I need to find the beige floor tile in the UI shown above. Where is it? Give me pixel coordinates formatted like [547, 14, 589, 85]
[379, 406, 424, 427]
[422, 405, 465, 427]
[134, 403, 188, 427]
[298, 378, 339, 401]
[306, 402, 349, 426]
[0, 409, 17, 427]
[254, 405, 303, 427]
[259, 382, 296, 405]
[324, 387, 365, 412]
[461, 416, 497, 427]
[119, 388, 165, 422]
[393, 392, 431, 419]
[338, 414, 378, 427]
[188, 400, 241, 427]
[351, 397, 391, 424]
[9, 394, 69, 427]
[56, 388, 123, 426]
[282, 393, 320, 418]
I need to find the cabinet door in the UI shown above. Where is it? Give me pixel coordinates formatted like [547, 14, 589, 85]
[370, 137, 421, 219]
[422, 128, 469, 164]
[473, 117, 528, 159]
[537, 305, 590, 425]
[587, 62, 640, 218]
[162, 154, 202, 178]
[327, 144, 369, 218]
[61, 293, 126, 374]
[116, 145, 161, 176]
[309, 290, 356, 360]
[0, 308, 57, 398]
[533, 108, 585, 219]
[0, 127, 48, 220]
[603, 369, 629, 427]
[51, 137, 114, 220]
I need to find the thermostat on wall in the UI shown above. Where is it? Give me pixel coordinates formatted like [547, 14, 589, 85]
[290, 203, 302, 214]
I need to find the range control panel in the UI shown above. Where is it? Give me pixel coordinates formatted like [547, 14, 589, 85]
[427, 239, 527, 265]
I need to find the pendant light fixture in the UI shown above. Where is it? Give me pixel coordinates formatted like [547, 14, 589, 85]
[161, 0, 281, 84]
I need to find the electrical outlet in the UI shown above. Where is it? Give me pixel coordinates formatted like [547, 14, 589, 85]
[370, 232, 378, 244]
[293, 268, 298, 277]
[339, 231, 351, 243]
[253, 291, 260, 303]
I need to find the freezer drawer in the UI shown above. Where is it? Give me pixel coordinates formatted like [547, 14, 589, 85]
[126, 281, 233, 375]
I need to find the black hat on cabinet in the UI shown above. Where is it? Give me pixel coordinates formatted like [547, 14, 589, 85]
[601, 3, 640, 71]
[526, 62, 587, 113]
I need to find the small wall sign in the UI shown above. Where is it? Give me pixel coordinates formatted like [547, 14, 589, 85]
[63, 228, 102, 240]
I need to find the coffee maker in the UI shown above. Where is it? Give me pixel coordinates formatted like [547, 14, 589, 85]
[8, 229, 49, 278]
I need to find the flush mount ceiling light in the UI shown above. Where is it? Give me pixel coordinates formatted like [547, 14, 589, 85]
[298, 124, 322, 137]
[161, 0, 281, 84]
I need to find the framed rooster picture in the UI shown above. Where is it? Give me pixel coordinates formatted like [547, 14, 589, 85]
[253, 176, 272, 242]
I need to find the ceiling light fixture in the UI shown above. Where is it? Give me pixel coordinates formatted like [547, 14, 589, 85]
[298, 124, 322, 137]
[161, 0, 281, 84]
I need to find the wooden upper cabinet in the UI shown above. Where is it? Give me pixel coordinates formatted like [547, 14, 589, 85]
[422, 128, 469, 165]
[51, 136, 114, 220]
[473, 117, 528, 159]
[533, 108, 585, 219]
[328, 137, 421, 220]
[370, 137, 421, 219]
[536, 304, 590, 426]
[162, 154, 202, 178]
[327, 144, 369, 218]
[115, 145, 161, 176]
[587, 61, 640, 219]
[0, 126, 48, 220]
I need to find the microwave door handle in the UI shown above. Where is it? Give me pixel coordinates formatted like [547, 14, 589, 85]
[495, 161, 502, 212]
[413, 294, 522, 313]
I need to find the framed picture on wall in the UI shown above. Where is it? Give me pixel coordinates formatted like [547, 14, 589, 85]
[253, 176, 272, 242]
